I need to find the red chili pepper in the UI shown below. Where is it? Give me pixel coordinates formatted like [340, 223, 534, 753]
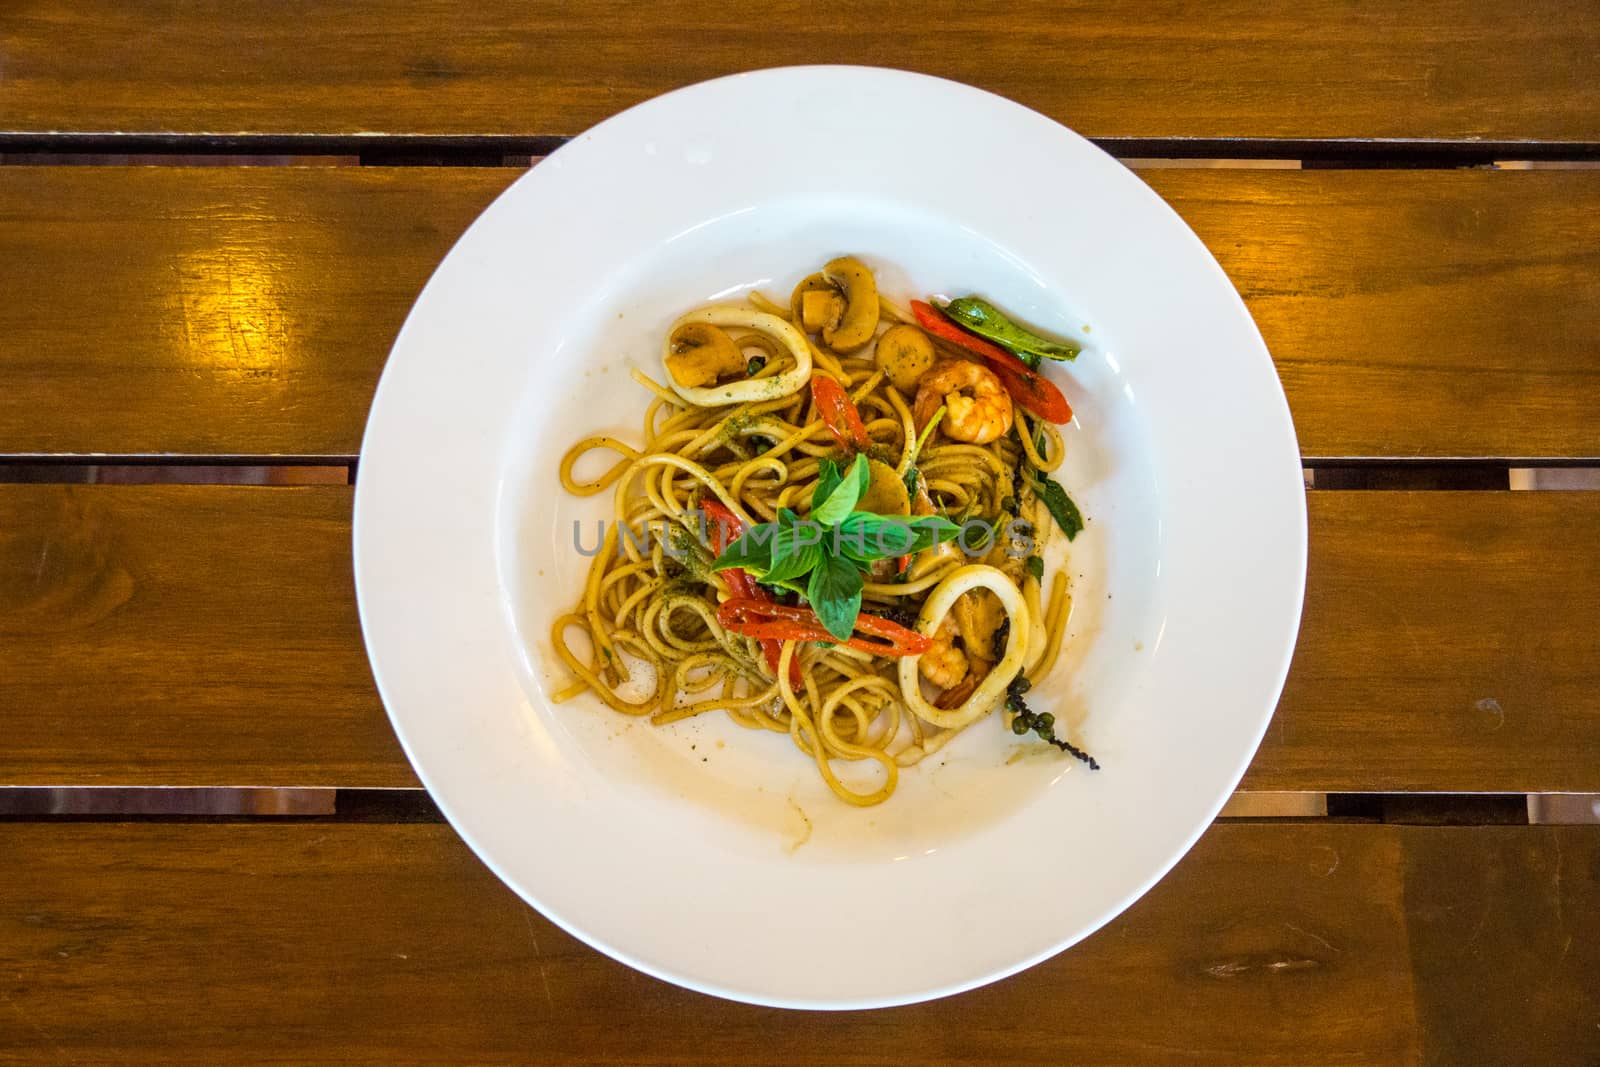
[910, 300, 1073, 424]
[700, 500, 744, 560]
[987, 360, 1073, 425]
[810, 374, 872, 451]
[701, 500, 801, 686]
[717, 599, 932, 657]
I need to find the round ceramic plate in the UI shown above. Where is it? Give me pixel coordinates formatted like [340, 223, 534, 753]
[354, 66, 1306, 1009]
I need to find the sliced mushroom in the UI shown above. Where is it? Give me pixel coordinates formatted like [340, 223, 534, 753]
[821, 255, 880, 351]
[858, 457, 911, 517]
[664, 321, 747, 388]
[801, 289, 846, 333]
[661, 307, 814, 406]
[875, 323, 935, 393]
[790, 274, 841, 332]
[788, 258, 881, 351]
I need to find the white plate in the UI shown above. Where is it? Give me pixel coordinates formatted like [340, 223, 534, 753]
[354, 66, 1306, 1009]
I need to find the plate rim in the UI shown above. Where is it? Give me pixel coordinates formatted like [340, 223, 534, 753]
[354, 64, 1309, 1009]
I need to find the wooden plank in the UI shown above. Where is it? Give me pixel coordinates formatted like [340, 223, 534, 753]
[1144, 170, 1600, 462]
[0, 822, 1416, 1063]
[4, 822, 1594, 1062]
[2, 167, 1596, 461]
[0, 166, 516, 459]
[1, 1, 1597, 151]
[2, 486, 1596, 793]
[1245, 491, 1600, 793]
[1402, 827, 1600, 1063]
[0, 485, 408, 788]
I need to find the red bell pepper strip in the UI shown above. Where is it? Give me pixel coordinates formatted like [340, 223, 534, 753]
[810, 374, 872, 451]
[716, 599, 932, 658]
[910, 300, 1073, 424]
[700, 500, 801, 687]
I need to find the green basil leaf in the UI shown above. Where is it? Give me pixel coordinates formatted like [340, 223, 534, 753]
[812, 454, 869, 526]
[1032, 473, 1084, 541]
[807, 553, 863, 642]
[811, 458, 843, 512]
[765, 510, 825, 581]
[768, 512, 798, 561]
[763, 536, 823, 585]
[829, 513, 963, 561]
[710, 523, 777, 572]
[905, 515, 961, 553]
[832, 513, 915, 561]
[1025, 554, 1045, 580]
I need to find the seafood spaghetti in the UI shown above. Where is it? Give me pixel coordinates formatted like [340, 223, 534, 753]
[552, 256, 1097, 806]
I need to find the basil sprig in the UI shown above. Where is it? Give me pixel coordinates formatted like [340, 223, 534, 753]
[709, 454, 959, 640]
[1030, 471, 1084, 541]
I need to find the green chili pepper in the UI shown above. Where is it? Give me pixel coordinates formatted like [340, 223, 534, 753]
[941, 297, 1080, 369]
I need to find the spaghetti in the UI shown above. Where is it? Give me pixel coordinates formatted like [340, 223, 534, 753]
[553, 256, 1087, 805]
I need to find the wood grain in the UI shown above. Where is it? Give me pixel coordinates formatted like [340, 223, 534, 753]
[1246, 491, 1600, 793]
[0, 485, 407, 788]
[2, 822, 1594, 1063]
[2, 167, 1596, 461]
[2, 486, 1596, 793]
[1402, 828, 1600, 1064]
[1144, 169, 1600, 461]
[1, 1, 1597, 150]
[0, 166, 516, 459]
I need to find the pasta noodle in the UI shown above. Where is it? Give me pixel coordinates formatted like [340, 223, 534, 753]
[553, 257, 1088, 804]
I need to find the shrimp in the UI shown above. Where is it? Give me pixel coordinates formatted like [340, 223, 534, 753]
[934, 657, 991, 710]
[913, 360, 1013, 444]
[918, 616, 969, 689]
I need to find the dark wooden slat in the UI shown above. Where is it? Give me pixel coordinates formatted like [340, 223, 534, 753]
[1, 1, 1597, 151]
[1245, 491, 1600, 793]
[3, 167, 1597, 462]
[3, 822, 1595, 1063]
[2, 486, 1596, 793]
[1403, 828, 1600, 1064]
[0, 485, 408, 788]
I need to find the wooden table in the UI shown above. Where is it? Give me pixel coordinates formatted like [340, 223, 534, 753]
[2, 4, 1598, 1062]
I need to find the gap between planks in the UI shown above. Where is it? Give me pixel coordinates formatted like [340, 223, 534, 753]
[6, 466, 1598, 488]
[1, 788, 1594, 824]
[2, 134, 1596, 164]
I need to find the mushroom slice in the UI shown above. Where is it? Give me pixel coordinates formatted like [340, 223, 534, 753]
[857, 458, 911, 517]
[821, 255, 880, 351]
[790, 273, 841, 332]
[664, 322, 746, 388]
[660, 307, 813, 407]
[801, 289, 846, 333]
